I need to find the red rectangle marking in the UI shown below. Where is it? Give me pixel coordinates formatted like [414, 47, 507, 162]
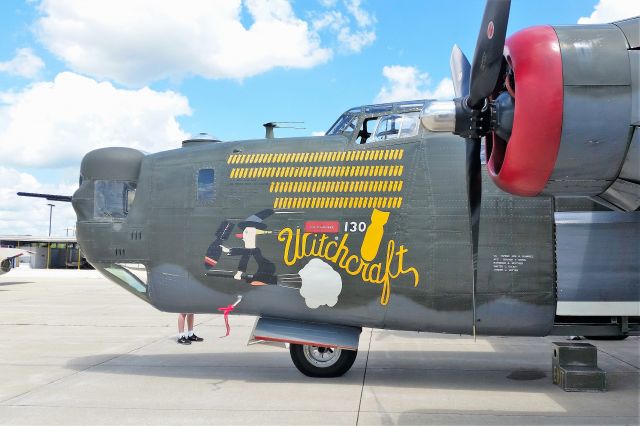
[304, 221, 340, 233]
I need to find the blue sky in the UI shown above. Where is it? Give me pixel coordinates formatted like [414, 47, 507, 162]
[0, 0, 638, 236]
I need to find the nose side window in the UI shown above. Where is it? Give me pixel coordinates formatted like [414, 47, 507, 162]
[94, 180, 135, 220]
[197, 168, 215, 204]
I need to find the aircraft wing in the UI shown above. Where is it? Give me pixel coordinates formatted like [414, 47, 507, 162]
[0, 247, 31, 262]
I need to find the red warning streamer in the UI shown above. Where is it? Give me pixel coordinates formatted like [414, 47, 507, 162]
[217, 296, 242, 338]
[217, 305, 235, 337]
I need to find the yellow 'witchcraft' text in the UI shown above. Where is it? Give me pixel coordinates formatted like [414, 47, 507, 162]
[278, 228, 419, 305]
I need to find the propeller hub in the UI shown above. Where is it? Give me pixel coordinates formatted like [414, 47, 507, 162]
[491, 91, 514, 141]
[453, 97, 491, 139]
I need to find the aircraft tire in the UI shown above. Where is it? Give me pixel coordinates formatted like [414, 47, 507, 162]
[289, 344, 357, 377]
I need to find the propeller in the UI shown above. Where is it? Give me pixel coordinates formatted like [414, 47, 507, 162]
[450, 45, 483, 340]
[467, 0, 512, 109]
[448, 0, 511, 339]
[465, 132, 482, 340]
[450, 45, 470, 99]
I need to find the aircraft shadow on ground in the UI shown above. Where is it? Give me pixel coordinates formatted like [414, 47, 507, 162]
[63, 350, 638, 420]
[0, 281, 33, 286]
[65, 350, 561, 389]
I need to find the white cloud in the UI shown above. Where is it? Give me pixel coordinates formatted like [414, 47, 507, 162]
[35, 0, 333, 85]
[0, 167, 77, 236]
[312, 0, 376, 53]
[375, 65, 455, 103]
[337, 27, 376, 53]
[0, 48, 45, 79]
[0, 72, 191, 168]
[578, 0, 640, 24]
[313, 10, 348, 30]
[319, 0, 338, 7]
[345, 0, 375, 28]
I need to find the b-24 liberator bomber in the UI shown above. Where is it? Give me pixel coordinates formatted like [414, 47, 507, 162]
[20, 1, 639, 377]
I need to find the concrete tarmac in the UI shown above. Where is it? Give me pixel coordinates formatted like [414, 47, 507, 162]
[0, 268, 638, 425]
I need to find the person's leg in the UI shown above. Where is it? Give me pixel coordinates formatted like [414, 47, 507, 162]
[177, 313, 190, 344]
[187, 314, 204, 341]
[178, 313, 186, 335]
[178, 314, 187, 336]
[187, 314, 194, 336]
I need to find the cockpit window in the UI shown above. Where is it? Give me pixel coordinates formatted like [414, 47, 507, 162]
[399, 112, 420, 138]
[373, 115, 402, 141]
[372, 112, 420, 142]
[326, 113, 358, 136]
[94, 180, 136, 220]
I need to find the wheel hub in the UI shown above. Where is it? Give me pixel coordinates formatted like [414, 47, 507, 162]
[302, 345, 341, 368]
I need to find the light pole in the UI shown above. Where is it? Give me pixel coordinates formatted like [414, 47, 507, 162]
[47, 203, 55, 269]
[47, 204, 55, 236]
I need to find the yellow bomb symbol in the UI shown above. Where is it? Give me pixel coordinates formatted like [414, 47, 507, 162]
[360, 209, 390, 262]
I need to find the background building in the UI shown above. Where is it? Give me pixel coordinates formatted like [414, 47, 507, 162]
[0, 236, 89, 269]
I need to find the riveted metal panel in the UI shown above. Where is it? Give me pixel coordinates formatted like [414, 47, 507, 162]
[555, 25, 630, 86]
[612, 17, 640, 49]
[548, 85, 631, 193]
[555, 212, 640, 303]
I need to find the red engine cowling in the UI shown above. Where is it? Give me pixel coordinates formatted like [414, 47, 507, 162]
[486, 20, 639, 210]
[486, 26, 563, 197]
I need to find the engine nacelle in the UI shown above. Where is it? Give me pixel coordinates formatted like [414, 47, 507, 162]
[487, 20, 639, 210]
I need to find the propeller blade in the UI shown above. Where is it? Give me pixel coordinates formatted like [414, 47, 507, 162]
[467, 0, 511, 108]
[465, 138, 482, 338]
[450, 44, 471, 98]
